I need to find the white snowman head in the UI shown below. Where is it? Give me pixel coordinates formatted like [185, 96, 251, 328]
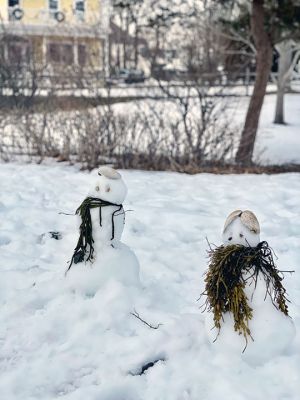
[222, 210, 260, 247]
[88, 166, 127, 205]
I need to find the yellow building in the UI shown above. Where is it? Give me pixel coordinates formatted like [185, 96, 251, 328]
[0, 1, 109, 82]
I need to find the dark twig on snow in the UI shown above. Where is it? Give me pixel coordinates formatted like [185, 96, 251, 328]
[130, 309, 162, 330]
[129, 358, 166, 376]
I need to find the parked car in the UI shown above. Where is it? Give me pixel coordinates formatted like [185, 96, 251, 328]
[107, 68, 145, 85]
[124, 69, 145, 84]
[152, 64, 190, 81]
[117, 68, 131, 80]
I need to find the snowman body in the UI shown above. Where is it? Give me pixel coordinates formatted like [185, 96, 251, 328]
[88, 202, 125, 247]
[68, 167, 140, 293]
[86, 168, 126, 248]
[205, 211, 295, 364]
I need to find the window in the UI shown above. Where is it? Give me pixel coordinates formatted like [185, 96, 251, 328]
[48, 43, 60, 63]
[8, 43, 23, 63]
[61, 44, 74, 65]
[49, 0, 59, 18]
[75, 0, 85, 21]
[47, 43, 74, 65]
[49, 0, 58, 11]
[8, 0, 21, 20]
[0, 43, 5, 62]
[78, 44, 86, 66]
[8, 0, 20, 7]
[75, 1, 85, 12]
[7, 42, 30, 64]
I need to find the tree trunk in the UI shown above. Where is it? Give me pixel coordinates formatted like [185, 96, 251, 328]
[121, 11, 129, 69]
[108, 17, 112, 74]
[274, 84, 285, 124]
[134, 23, 139, 68]
[151, 26, 160, 73]
[235, 0, 273, 165]
[124, 14, 129, 68]
[274, 41, 293, 124]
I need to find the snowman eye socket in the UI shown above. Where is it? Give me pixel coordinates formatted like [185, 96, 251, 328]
[228, 237, 232, 241]
[239, 233, 244, 238]
[105, 184, 111, 193]
[95, 185, 100, 192]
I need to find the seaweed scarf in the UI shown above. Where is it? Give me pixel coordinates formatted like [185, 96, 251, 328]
[201, 241, 291, 344]
[67, 197, 123, 271]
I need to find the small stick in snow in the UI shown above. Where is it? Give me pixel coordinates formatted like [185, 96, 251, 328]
[130, 309, 162, 330]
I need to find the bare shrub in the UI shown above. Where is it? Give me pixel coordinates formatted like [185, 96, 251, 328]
[0, 85, 237, 172]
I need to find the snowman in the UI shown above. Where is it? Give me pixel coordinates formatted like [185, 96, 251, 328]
[66, 166, 140, 294]
[203, 210, 295, 364]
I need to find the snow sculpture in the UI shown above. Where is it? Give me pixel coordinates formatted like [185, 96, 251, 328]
[203, 210, 295, 363]
[66, 166, 140, 292]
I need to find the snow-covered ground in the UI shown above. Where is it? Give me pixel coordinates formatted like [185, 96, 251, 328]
[0, 163, 299, 400]
[234, 93, 300, 165]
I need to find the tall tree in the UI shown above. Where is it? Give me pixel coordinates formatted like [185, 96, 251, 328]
[235, 0, 272, 164]
[219, 0, 300, 164]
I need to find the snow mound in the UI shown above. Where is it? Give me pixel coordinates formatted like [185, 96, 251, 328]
[65, 243, 141, 295]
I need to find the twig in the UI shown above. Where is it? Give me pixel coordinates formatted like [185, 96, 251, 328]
[130, 309, 162, 329]
[205, 236, 213, 251]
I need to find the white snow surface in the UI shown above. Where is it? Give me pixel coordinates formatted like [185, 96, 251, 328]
[0, 163, 300, 400]
[231, 93, 300, 165]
